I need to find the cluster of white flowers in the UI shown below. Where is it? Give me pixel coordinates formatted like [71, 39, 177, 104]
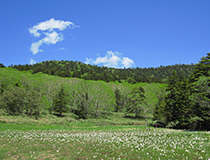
[0, 129, 209, 159]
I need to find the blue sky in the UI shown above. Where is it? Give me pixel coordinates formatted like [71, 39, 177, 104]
[1, 0, 210, 68]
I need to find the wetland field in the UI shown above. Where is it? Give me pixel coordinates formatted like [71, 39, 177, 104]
[0, 124, 209, 160]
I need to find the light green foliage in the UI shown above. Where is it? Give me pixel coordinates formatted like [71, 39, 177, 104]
[71, 80, 114, 118]
[0, 86, 27, 115]
[89, 81, 114, 118]
[0, 68, 166, 121]
[26, 89, 43, 119]
[153, 84, 167, 120]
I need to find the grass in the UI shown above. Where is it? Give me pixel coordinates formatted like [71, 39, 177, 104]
[0, 124, 209, 159]
[0, 110, 209, 159]
[0, 110, 148, 127]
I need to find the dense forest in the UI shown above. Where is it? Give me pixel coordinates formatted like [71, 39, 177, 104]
[0, 53, 210, 130]
[7, 60, 194, 83]
[153, 53, 210, 130]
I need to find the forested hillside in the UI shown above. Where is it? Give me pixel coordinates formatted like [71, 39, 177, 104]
[8, 60, 194, 83]
[1, 53, 210, 130]
[0, 67, 165, 120]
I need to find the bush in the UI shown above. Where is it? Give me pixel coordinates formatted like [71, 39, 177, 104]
[153, 120, 167, 128]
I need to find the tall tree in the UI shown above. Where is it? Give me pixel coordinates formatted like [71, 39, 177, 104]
[91, 83, 112, 118]
[153, 86, 167, 121]
[189, 53, 210, 130]
[126, 86, 146, 118]
[26, 89, 42, 119]
[190, 52, 210, 82]
[114, 88, 122, 112]
[164, 71, 191, 127]
[190, 76, 210, 130]
[0, 63, 5, 68]
[53, 86, 68, 116]
[76, 81, 92, 119]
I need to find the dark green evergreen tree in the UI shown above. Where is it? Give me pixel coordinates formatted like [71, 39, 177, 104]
[190, 52, 210, 82]
[188, 53, 210, 130]
[190, 76, 210, 130]
[153, 100, 166, 121]
[114, 88, 122, 112]
[53, 86, 68, 116]
[126, 86, 146, 118]
[126, 77, 136, 84]
[77, 91, 89, 119]
[0, 63, 5, 68]
[164, 71, 191, 127]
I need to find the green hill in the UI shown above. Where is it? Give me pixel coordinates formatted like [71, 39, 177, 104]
[8, 60, 194, 83]
[0, 67, 166, 123]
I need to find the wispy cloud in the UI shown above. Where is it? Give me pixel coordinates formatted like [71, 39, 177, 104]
[54, 47, 66, 52]
[30, 58, 36, 65]
[85, 51, 135, 68]
[29, 18, 79, 54]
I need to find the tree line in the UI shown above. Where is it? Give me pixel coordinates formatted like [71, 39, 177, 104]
[153, 53, 210, 130]
[3, 60, 194, 84]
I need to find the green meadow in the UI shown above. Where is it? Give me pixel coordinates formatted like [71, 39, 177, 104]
[0, 123, 209, 160]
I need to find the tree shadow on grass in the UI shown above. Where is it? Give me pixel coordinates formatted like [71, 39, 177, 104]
[53, 113, 66, 117]
[124, 115, 144, 119]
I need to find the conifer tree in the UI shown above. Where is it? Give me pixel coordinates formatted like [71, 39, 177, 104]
[190, 76, 210, 130]
[189, 53, 210, 130]
[164, 71, 191, 127]
[126, 86, 146, 118]
[114, 88, 122, 112]
[53, 86, 68, 116]
[190, 52, 210, 82]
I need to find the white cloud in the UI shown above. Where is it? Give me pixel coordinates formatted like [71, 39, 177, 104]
[85, 51, 135, 68]
[30, 40, 44, 54]
[58, 47, 66, 51]
[122, 57, 135, 68]
[42, 31, 63, 44]
[29, 18, 79, 54]
[85, 58, 94, 64]
[30, 58, 36, 65]
[54, 47, 66, 52]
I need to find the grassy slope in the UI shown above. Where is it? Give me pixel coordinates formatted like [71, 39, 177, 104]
[0, 68, 166, 125]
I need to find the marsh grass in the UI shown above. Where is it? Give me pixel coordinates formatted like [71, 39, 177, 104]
[0, 110, 209, 159]
[0, 124, 209, 160]
[0, 110, 147, 127]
